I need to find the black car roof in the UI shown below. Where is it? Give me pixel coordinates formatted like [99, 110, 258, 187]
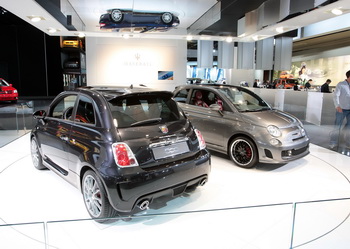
[78, 85, 173, 101]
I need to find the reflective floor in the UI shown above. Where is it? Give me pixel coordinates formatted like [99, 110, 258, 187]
[0, 133, 349, 248]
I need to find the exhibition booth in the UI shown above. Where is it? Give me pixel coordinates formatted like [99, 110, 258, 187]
[1, 0, 350, 248]
[1, 88, 350, 248]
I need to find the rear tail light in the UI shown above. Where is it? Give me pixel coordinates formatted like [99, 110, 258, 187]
[195, 129, 206, 150]
[112, 143, 139, 167]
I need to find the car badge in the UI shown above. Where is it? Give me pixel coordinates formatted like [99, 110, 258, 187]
[159, 125, 168, 134]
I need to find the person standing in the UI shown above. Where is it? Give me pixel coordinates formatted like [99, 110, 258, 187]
[321, 79, 332, 93]
[330, 71, 350, 149]
[304, 79, 312, 90]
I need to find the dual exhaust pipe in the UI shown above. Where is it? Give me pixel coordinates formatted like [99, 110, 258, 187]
[136, 177, 208, 211]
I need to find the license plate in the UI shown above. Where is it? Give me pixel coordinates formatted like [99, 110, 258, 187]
[152, 141, 189, 160]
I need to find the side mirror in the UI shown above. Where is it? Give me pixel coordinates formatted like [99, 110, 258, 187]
[209, 104, 221, 111]
[209, 104, 224, 116]
[33, 110, 47, 119]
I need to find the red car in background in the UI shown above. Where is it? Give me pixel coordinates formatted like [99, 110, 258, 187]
[0, 78, 18, 103]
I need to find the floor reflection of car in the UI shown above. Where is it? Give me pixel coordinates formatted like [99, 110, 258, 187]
[99, 9, 180, 33]
[0, 78, 18, 103]
[173, 84, 310, 168]
[30, 86, 210, 222]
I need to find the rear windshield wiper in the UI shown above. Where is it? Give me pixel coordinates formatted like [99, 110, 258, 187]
[130, 118, 162, 127]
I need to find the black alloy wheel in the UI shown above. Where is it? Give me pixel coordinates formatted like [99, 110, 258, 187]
[229, 137, 258, 168]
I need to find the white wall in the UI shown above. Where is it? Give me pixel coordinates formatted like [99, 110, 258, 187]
[86, 37, 187, 92]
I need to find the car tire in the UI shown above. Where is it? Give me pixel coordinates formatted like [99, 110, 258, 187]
[161, 12, 173, 24]
[82, 170, 118, 222]
[31, 137, 46, 170]
[229, 136, 258, 168]
[111, 9, 123, 23]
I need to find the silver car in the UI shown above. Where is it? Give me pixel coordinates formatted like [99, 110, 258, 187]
[173, 84, 310, 168]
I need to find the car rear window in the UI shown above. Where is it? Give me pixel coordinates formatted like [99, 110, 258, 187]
[108, 94, 184, 128]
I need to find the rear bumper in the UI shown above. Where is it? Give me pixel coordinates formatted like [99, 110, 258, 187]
[105, 149, 211, 212]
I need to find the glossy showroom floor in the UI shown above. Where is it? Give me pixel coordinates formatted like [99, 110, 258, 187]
[0, 132, 350, 248]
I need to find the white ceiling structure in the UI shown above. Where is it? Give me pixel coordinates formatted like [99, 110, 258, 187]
[1, 0, 350, 43]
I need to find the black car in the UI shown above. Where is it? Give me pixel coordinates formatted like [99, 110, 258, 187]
[30, 86, 210, 222]
[99, 9, 180, 33]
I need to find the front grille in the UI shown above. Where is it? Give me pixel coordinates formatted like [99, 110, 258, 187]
[292, 135, 306, 142]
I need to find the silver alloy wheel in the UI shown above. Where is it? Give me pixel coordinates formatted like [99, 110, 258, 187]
[31, 139, 40, 167]
[111, 9, 123, 22]
[162, 12, 173, 24]
[83, 175, 102, 218]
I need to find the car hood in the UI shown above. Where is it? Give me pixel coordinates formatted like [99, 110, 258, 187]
[0, 86, 16, 91]
[240, 109, 299, 128]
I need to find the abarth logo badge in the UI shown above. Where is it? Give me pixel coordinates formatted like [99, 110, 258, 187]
[159, 125, 168, 134]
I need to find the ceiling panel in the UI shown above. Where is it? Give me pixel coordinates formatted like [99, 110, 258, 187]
[1, 0, 350, 44]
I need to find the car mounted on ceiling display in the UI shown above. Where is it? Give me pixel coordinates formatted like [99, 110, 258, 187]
[173, 84, 310, 168]
[30, 86, 210, 222]
[99, 9, 180, 33]
[0, 78, 18, 103]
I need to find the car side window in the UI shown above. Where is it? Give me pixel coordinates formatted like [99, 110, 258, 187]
[174, 89, 189, 103]
[50, 95, 77, 120]
[75, 96, 96, 124]
[190, 90, 226, 111]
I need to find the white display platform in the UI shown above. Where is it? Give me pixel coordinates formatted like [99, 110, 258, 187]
[0, 134, 350, 249]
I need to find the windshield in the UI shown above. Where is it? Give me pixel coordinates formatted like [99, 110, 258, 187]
[0, 79, 10, 87]
[216, 87, 271, 112]
[108, 93, 184, 128]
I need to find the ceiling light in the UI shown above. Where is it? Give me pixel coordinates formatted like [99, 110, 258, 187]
[47, 28, 57, 33]
[238, 33, 246, 38]
[276, 27, 284, 33]
[77, 32, 85, 38]
[252, 35, 259, 41]
[226, 37, 233, 43]
[331, 8, 343, 15]
[186, 35, 193, 41]
[28, 16, 44, 22]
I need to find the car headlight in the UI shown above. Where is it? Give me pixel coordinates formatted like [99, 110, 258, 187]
[267, 125, 281, 137]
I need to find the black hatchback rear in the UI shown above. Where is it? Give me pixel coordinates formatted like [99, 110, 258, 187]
[30, 86, 210, 221]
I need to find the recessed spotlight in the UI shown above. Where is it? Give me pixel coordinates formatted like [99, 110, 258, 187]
[47, 28, 58, 33]
[226, 37, 233, 43]
[276, 27, 284, 33]
[186, 35, 193, 41]
[28, 16, 44, 22]
[77, 32, 85, 38]
[331, 8, 343, 15]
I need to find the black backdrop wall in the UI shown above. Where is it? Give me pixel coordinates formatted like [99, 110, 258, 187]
[0, 8, 63, 97]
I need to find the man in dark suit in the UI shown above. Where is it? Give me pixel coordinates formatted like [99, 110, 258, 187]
[321, 79, 332, 93]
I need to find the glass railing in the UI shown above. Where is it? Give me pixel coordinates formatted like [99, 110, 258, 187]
[0, 99, 52, 147]
[1, 198, 349, 248]
[0, 102, 33, 147]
